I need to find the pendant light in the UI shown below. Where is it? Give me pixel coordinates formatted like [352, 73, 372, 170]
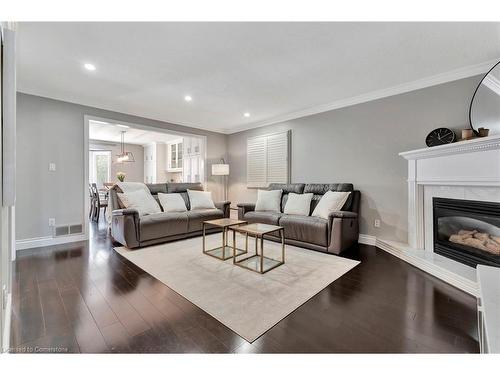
[116, 131, 135, 162]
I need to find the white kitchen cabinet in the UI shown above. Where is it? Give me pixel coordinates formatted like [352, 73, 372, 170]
[182, 137, 204, 183]
[167, 140, 183, 172]
[144, 142, 167, 183]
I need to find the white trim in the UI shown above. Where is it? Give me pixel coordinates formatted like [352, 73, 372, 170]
[358, 233, 478, 296]
[16, 234, 87, 251]
[482, 74, 500, 96]
[227, 59, 497, 134]
[2, 292, 11, 353]
[357, 234, 376, 246]
[84, 115, 90, 240]
[399, 134, 500, 160]
[376, 238, 478, 296]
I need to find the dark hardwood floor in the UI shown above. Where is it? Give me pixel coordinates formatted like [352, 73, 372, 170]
[9, 220, 479, 353]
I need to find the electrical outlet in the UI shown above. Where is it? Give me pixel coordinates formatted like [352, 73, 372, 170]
[374, 219, 381, 228]
[49, 163, 56, 171]
[48, 218, 56, 226]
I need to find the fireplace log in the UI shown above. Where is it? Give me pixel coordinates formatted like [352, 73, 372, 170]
[485, 239, 500, 255]
[474, 232, 490, 242]
[449, 230, 500, 255]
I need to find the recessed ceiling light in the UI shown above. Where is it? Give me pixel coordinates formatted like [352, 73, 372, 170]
[184, 95, 192, 102]
[84, 63, 96, 71]
[116, 124, 130, 129]
[244, 112, 251, 118]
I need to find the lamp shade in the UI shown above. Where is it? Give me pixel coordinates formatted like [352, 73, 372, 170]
[212, 163, 229, 176]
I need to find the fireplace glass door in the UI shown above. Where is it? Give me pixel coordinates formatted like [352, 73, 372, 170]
[433, 197, 500, 267]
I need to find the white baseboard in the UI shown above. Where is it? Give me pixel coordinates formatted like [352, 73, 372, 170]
[358, 233, 478, 296]
[16, 234, 88, 251]
[2, 292, 11, 353]
[358, 234, 376, 246]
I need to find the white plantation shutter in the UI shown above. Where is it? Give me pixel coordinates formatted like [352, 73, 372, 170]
[247, 131, 289, 188]
[247, 136, 267, 188]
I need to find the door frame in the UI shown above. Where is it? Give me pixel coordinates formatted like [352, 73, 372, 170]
[83, 115, 207, 240]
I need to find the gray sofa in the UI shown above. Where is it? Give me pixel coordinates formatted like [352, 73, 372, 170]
[109, 182, 230, 248]
[237, 183, 360, 254]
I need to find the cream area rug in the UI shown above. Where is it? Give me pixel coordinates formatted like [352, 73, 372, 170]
[115, 233, 359, 342]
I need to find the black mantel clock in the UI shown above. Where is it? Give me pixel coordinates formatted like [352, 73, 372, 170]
[425, 127, 457, 147]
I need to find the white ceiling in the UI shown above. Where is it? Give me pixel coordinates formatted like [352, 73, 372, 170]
[89, 121, 181, 145]
[17, 22, 500, 134]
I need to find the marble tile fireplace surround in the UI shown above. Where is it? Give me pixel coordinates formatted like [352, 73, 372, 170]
[375, 134, 500, 296]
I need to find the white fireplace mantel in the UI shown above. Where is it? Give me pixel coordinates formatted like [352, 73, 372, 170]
[386, 134, 500, 295]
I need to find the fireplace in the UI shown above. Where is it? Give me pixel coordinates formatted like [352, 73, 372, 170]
[433, 197, 500, 268]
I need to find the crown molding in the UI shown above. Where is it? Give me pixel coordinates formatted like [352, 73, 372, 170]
[226, 58, 499, 134]
[482, 74, 500, 96]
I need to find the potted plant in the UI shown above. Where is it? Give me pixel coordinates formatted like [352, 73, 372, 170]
[116, 172, 126, 182]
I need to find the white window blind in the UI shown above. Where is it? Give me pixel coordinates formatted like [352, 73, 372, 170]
[247, 131, 289, 188]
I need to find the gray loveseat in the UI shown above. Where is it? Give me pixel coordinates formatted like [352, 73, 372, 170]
[237, 183, 360, 254]
[109, 182, 230, 248]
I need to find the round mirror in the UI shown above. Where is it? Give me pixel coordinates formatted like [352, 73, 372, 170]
[469, 61, 500, 137]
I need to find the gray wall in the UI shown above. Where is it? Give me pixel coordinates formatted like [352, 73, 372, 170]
[89, 141, 145, 183]
[16, 92, 228, 240]
[228, 76, 482, 243]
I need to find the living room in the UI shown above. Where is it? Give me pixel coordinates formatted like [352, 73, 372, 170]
[1, 1, 500, 372]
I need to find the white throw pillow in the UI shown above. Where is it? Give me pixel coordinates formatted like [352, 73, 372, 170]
[188, 190, 216, 210]
[311, 191, 351, 220]
[283, 193, 314, 216]
[117, 189, 161, 216]
[157, 193, 187, 212]
[254, 189, 282, 212]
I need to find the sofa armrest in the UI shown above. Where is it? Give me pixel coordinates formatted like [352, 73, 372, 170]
[327, 211, 359, 254]
[215, 201, 231, 218]
[112, 208, 139, 217]
[237, 203, 256, 220]
[328, 211, 358, 219]
[111, 209, 140, 248]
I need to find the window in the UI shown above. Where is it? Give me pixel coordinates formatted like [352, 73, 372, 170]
[247, 131, 290, 188]
[89, 150, 111, 187]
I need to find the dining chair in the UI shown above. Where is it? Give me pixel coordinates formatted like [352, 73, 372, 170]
[91, 183, 108, 222]
[88, 183, 96, 220]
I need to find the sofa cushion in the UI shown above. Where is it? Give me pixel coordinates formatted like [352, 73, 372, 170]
[186, 209, 224, 232]
[167, 183, 204, 210]
[268, 183, 305, 212]
[117, 189, 162, 216]
[139, 212, 188, 241]
[244, 211, 283, 225]
[158, 193, 187, 212]
[311, 191, 351, 219]
[188, 190, 216, 210]
[255, 189, 282, 212]
[304, 183, 354, 213]
[283, 192, 314, 216]
[279, 214, 329, 247]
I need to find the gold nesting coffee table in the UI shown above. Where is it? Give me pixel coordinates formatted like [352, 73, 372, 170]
[229, 223, 285, 274]
[202, 218, 248, 260]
